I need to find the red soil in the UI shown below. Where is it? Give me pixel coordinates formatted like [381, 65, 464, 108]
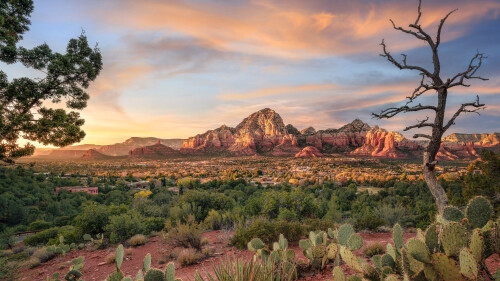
[18, 231, 499, 281]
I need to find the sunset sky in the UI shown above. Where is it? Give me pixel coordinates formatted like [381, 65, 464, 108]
[6, 0, 500, 145]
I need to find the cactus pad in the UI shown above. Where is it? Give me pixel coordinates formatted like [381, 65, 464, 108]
[393, 224, 404, 253]
[441, 222, 468, 256]
[279, 234, 288, 249]
[332, 266, 345, 281]
[361, 263, 378, 280]
[443, 206, 464, 222]
[383, 274, 399, 281]
[431, 253, 465, 281]
[144, 268, 165, 281]
[382, 253, 395, 268]
[346, 275, 362, 281]
[466, 196, 493, 229]
[327, 243, 338, 259]
[424, 223, 440, 253]
[338, 224, 355, 246]
[143, 253, 151, 272]
[249, 238, 265, 250]
[313, 245, 326, 258]
[299, 239, 312, 250]
[115, 244, 124, 270]
[340, 246, 363, 272]
[386, 243, 397, 261]
[165, 262, 175, 281]
[459, 248, 478, 280]
[347, 234, 363, 251]
[405, 238, 430, 263]
[372, 255, 382, 270]
[469, 228, 484, 262]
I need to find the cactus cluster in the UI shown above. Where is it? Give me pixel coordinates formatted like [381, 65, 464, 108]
[247, 234, 297, 280]
[337, 196, 500, 281]
[46, 256, 84, 281]
[46, 235, 84, 256]
[105, 244, 182, 281]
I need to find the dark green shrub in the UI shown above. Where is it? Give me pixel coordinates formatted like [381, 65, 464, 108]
[231, 219, 305, 249]
[104, 212, 144, 244]
[27, 220, 52, 231]
[47, 225, 81, 245]
[303, 218, 337, 232]
[167, 216, 202, 250]
[355, 213, 385, 231]
[144, 217, 165, 234]
[23, 227, 59, 246]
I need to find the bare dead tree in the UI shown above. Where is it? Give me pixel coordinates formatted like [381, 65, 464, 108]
[373, 0, 488, 214]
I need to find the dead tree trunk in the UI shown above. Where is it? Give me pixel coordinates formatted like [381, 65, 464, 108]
[373, 0, 487, 214]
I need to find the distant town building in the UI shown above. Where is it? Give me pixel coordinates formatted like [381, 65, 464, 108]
[55, 186, 98, 195]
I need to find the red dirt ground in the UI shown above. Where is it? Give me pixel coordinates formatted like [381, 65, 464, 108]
[18, 231, 499, 281]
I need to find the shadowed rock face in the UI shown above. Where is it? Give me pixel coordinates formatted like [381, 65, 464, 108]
[129, 141, 179, 158]
[82, 149, 110, 160]
[350, 126, 420, 158]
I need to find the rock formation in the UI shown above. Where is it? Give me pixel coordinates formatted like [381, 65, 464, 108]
[351, 126, 421, 158]
[129, 141, 180, 158]
[82, 149, 111, 160]
[99, 137, 183, 156]
[295, 146, 324, 158]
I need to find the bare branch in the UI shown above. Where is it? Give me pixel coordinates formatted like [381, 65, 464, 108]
[380, 40, 433, 77]
[443, 95, 485, 133]
[389, 19, 426, 41]
[413, 133, 432, 140]
[448, 52, 489, 87]
[436, 8, 457, 48]
[414, 0, 422, 25]
[403, 116, 434, 131]
[373, 103, 437, 119]
[407, 74, 436, 102]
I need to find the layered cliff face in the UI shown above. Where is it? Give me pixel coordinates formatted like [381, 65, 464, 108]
[295, 146, 323, 158]
[302, 119, 371, 151]
[351, 126, 422, 158]
[129, 141, 179, 158]
[443, 133, 500, 146]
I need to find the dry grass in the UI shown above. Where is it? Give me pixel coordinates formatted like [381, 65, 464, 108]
[201, 237, 210, 246]
[177, 248, 198, 266]
[32, 247, 56, 263]
[128, 234, 147, 246]
[105, 253, 115, 264]
[201, 247, 214, 257]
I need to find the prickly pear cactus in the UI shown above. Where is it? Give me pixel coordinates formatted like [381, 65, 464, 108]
[115, 244, 124, 270]
[405, 238, 430, 263]
[459, 248, 478, 280]
[338, 224, 355, 246]
[347, 234, 363, 251]
[393, 224, 404, 254]
[466, 196, 493, 229]
[431, 253, 466, 281]
[469, 229, 484, 262]
[144, 268, 165, 281]
[443, 206, 464, 222]
[333, 266, 345, 281]
[440, 222, 468, 256]
[340, 246, 363, 272]
[424, 223, 440, 253]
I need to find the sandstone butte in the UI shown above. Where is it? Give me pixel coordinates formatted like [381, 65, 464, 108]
[295, 146, 324, 158]
[128, 140, 180, 158]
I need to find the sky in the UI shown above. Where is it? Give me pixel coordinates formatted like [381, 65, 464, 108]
[6, 0, 500, 145]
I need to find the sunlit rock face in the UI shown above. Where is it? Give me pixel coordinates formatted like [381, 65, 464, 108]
[129, 141, 179, 158]
[351, 126, 422, 158]
[295, 146, 323, 158]
[82, 149, 110, 160]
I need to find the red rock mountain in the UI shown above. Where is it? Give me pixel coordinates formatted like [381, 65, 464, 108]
[129, 141, 180, 158]
[295, 146, 324, 158]
[351, 126, 422, 158]
[81, 149, 110, 160]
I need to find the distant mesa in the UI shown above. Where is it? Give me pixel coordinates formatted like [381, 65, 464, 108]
[129, 140, 180, 158]
[31, 108, 499, 160]
[295, 146, 323, 158]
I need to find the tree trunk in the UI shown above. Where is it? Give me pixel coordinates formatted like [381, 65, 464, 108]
[423, 151, 448, 214]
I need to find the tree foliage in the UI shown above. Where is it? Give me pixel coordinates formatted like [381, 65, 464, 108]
[0, 0, 102, 163]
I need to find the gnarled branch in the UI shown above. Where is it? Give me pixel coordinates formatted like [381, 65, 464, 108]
[443, 95, 485, 133]
[403, 116, 434, 131]
[380, 40, 433, 78]
[447, 52, 489, 88]
[373, 103, 437, 119]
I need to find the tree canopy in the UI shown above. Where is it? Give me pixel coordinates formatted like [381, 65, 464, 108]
[0, 0, 102, 163]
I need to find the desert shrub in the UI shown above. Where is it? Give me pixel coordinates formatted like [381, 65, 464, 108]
[167, 215, 202, 250]
[47, 225, 81, 245]
[231, 219, 305, 249]
[201, 247, 214, 257]
[32, 247, 56, 263]
[355, 213, 385, 231]
[105, 253, 115, 264]
[104, 211, 144, 244]
[73, 203, 111, 236]
[27, 220, 52, 231]
[277, 208, 297, 222]
[23, 227, 59, 246]
[362, 243, 385, 257]
[27, 257, 41, 268]
[201, 237, 209, 246]
[204, 209, 222, 230]
[128, 234, 147, 246]
[144, 217, 165, 234]
[373, 203, 407, 226]
[177, 248, 198, 266]
[125, 248, 133, 256]
[303, 218, 337, 232]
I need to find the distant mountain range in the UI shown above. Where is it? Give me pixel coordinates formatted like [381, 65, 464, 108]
[32, 108, 499, 160]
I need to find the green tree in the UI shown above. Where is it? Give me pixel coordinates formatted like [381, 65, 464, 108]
[0, 0, 102, 163]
